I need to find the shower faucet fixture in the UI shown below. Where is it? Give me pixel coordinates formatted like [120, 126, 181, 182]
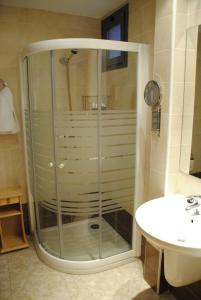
[59, 49, 78, 64]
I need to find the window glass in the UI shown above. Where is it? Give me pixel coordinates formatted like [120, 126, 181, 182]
[101, 4, 128, 71]
[107, 24, 121, 59]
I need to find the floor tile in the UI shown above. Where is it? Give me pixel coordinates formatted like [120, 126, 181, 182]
[2, 243, 176, 300]
[0, 254, 12, 300]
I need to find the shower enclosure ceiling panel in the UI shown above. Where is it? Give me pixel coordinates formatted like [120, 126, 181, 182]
[21, 39, 149, 273]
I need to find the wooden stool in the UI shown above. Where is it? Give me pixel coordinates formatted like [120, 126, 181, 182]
[0, 187, 29, 253]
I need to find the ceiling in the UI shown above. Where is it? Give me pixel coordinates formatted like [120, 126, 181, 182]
[0, 0, 127, 18]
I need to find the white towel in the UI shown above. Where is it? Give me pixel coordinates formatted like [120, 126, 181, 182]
[0, 87, 20, 134]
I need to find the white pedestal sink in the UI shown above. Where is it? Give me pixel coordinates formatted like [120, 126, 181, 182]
[135, 194, 201, 287]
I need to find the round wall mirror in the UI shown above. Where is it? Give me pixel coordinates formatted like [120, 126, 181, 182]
[144, 80, 161, 107]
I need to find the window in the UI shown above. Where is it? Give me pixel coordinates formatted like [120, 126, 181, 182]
[101, 4, 128, 71]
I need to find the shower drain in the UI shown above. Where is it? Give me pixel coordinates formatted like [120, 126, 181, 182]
[90, 223, 99, 229]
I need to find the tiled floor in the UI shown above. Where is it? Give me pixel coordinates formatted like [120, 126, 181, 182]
[1, 242, 176, 300]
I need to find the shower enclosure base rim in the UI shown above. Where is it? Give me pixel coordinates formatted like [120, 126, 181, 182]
[33, 232, 136, 274]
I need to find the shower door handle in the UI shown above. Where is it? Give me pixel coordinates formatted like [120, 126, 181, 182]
[58, 163, 65, 169]
[48, 162, 54, 168]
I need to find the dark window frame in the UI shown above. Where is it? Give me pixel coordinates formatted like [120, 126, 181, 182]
[101, 4, 128, 72]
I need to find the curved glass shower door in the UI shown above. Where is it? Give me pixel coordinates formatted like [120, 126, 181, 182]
[27, 51, 61, 257]
[100, 50, 137, 258]
[24, 45, 138, 262]
[54, 49, 100, 260]
[53, 49, 137, 260]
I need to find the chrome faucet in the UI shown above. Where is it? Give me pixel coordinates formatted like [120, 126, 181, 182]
[185, 195, 201, 211]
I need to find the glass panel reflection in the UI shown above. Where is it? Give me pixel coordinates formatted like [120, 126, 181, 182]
[100, 50, 137, 258]
[54, 49, 100, 260]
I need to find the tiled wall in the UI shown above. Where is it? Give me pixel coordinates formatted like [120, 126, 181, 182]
[164, 0, 187, 195]
[165, 0, 201, 196]
[0, 6, 100, 201]
[152, 0, 201, 197]
[101, 0, 156, 113]
[129, 0, 156, 55]
[129, 0, 156, 201]
[0, 2, 156, 204]
[148, 0, 196, 198]
[147, 0, 175, 199]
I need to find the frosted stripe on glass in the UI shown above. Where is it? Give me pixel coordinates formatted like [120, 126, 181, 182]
[25, 110, 135, 215]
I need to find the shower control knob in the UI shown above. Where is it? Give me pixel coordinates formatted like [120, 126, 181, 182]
[48, 162, 54, 168]
[58, 163, 65, 169]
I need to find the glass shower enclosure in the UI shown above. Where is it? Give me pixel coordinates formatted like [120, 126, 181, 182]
[21, 39, 149, 273]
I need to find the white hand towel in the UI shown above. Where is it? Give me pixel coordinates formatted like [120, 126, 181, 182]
[0, 87, 20, 134]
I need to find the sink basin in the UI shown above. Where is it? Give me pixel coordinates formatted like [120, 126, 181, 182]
[135, 194, 201, 287]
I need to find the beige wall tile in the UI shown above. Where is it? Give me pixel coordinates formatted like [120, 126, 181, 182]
[183, 83, 196, 114]
[0, 6, 100, 201]
[154, 15, 172, 52]
[148, 169, 165, 199]
[128, 0, 156, 201]
[187, 0, 201, 14]
[142, 1, 156, 33]
[153, 50, 171, 82]
[177, 171, 201, 195]
[168, 115, 182, 148]
[175, 13, 187, 49]
[177, 0, 188, 14]
[173, 49, 186, 83]
[155, 0, 173, 19]
[131, 6, 144, 39]
[172, 82, 185, 114]
[166, 0, 201, 195]
[188, 10, 201, 27]
[149, 0, 174, 198]
[166, 172, 178, 194]
[185, 49, 197, 83]
[180, 144, 191, 173]
[150, 140, 167, 172]
[0, 1, 156, 204]
[167, 145, 181, 173]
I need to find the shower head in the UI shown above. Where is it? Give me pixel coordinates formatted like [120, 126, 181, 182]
[59, 49, 78, 65]
[71, 49, 78, 55]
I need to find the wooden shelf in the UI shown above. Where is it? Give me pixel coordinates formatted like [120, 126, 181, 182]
[0, 234, 28, 253]
[0, 208, 21, 218]
[0, 197, 19, 206]
[0, 187, 28, 254]
[0, 187, 23, 199]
